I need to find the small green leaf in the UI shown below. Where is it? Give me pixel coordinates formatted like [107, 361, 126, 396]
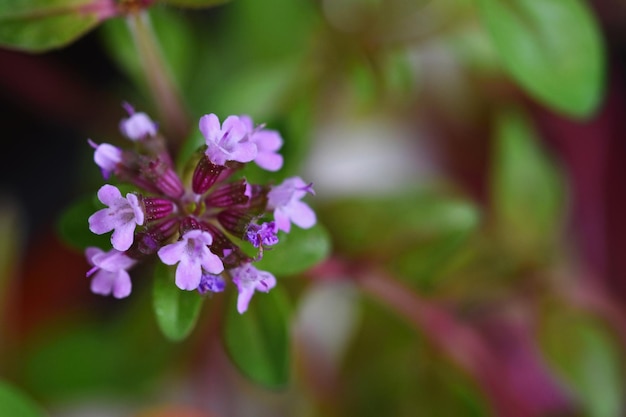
[223, 286, 290, 388]
[159, 0, 231, 8]
[491, 107, 565, 260]
[0, 381, 45, 417]
[153, 262, 204, 341]
[0, 0, 107, 52]
[474, 0, 606, 117]
[253, 223, 331, 277]
[57, 194, 111, 251]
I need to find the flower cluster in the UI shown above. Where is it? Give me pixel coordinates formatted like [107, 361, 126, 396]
[86, 104, 315, 313]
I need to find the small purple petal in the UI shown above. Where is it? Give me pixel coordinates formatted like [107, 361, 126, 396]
[240, 117, 284, 171]
[92, 142, 122, 179]
[97, 184, 122, 206]
[85, 247, 135, 299]
[200, 249, 225, 274]
[254, 130, 283, 152]
[112, 270, 132, 298]
[231, 264, 277, 314]
[236, 286, 255, 314]
[246, 222, 279, 247]
[110, 221, 136, 252]
[228, 141, 257, 164]
[268, 177, 316, 232]
[175, 257, 202, 291]
[254, 152, 283, 172]
[286, 201, 317, 229]
[126, 193, 145, 225]
[91, 248, 135, 271]
[199, 113, 221, 142]
[88, 209, 115, 235]
[198, 273, 226, 294]
[120, 112, 157, 140]
[274, 210, 292, 233]
[157, 240, 186, 265]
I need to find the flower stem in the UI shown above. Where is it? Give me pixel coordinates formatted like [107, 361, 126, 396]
[127, 11, 189, 153]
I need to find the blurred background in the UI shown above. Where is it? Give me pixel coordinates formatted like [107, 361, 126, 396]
[1, 0, 626, 416]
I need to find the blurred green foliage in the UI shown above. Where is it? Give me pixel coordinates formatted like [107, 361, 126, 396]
[0, 380, 45, 417]
[2, 0, 623, 416]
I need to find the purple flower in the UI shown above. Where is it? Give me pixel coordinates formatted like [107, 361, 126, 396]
[120, 112, 158, 141]
[157, 229, 224, 291]
[199, 113, 257, 165]
[241, 116, 284, 171]
[267, 177, 316, 233]
[246, 222, 279, 248]
[197, 273, 226, 294]
[231, 264, 276, 313]
[85, 247, 136, 298]
[89, 184, 145, 251]
[89, 140, 122, 179]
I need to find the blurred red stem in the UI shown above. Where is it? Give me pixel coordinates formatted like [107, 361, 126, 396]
[127, 11, 189, 152]
[352, 265, 536, 417]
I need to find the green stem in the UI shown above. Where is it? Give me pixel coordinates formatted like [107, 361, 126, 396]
[127, 11, 189, 153]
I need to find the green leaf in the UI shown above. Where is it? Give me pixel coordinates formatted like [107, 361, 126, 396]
[491, 107, 564, 260]
[57, 194, 111, 251]
[474, 0, 606, 118]
[540, 310, 624, 417]
[223, 286, 290, 388]
[319, 192, 479, 259]
[159, 0, 231, 8]
[0, 381, 45, 417]
[0, 0, 107, 52]
[253, 223, 331, 277]
[153, 262, 204, 341]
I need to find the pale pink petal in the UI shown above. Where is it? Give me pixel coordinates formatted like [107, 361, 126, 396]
[126, 193, 144, 225]
[88, 209, 115, 235]
[221, 115, 246, 142]
[175, 258, 202, 291]
[254, 272, 276, 293]
[199, 114, 221, 142]
[120, 112, 157, 140]
[287, 201, 316, 229]
[254, 152, 283, 171]
[239, 115, 254, 131]
[157, 240, 187, 265]
[274, 209, 291, 233]
[236, 286, 255, 314]
[200, 248, 224, 274]
[85, 247, 103, 265]
[112, 270, 132, 298]
[110, 221, 136, 251]
[254, 130, 283, 151]
[93, 143, 122, 177]
[229, 141, 257, 163]
[97, 184, 122, 206]
[91, 270, 116, 296]
[92, 249, 135, 271]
